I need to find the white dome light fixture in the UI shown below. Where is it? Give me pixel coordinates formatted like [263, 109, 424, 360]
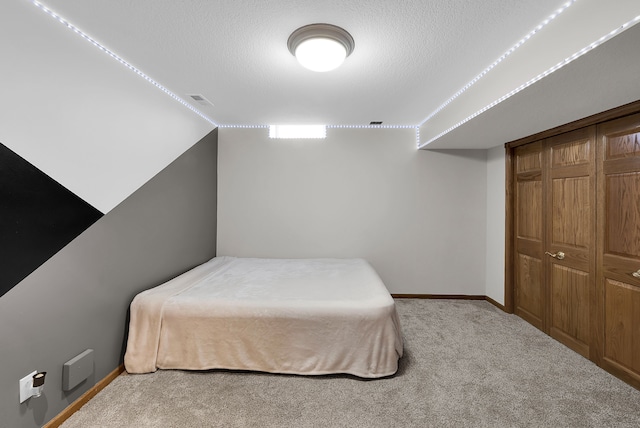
[288, 24, 355, 72]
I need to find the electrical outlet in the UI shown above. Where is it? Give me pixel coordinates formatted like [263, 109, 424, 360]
[19, 371, 37, 404]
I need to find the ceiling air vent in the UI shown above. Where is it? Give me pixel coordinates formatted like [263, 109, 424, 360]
[187, 94, 214, 107]
[370, 121, 383, 125]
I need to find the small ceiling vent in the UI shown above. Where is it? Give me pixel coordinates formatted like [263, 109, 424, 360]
[370, 121, 383, 125]
[187, 94, 214, 107]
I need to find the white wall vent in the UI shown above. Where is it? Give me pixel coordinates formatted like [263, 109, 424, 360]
[187, 94, 214, 107]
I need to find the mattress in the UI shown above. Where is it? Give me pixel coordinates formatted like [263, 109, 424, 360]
[124, 257, 403, 378]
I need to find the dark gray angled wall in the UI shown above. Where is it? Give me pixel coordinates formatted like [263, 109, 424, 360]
[0, 129, 217, 428]
[0, 142, 103, 297]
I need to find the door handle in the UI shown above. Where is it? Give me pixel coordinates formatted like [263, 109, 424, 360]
[545, 251, 565, 260]
[632, 269, 640, 279]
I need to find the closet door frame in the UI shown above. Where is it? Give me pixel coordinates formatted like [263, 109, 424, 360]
[505, 100, 640, 390]
[505, 99, 640, 314]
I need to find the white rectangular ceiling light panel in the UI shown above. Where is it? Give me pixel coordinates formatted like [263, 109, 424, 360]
[269, 125, 327, 139]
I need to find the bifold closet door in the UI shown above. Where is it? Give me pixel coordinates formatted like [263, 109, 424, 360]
[513, 128, 596, 359]
[596, 113, 640, 388]
[544, 127, 596, 359]
[514, 142, 544, 331]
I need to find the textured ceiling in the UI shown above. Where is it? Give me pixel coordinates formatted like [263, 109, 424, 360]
[41, 0, 566, 127]
[29, 0, 640, 149]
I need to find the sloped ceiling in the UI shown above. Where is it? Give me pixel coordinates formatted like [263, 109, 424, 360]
[425, 20, 640, 149]
[1, 1, 214, 213]
[24, 0, 640, 148]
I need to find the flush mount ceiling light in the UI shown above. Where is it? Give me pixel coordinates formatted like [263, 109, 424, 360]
[288, 24, 355, 72]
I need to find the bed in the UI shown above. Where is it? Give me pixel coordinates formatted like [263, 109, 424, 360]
[124, 257, 403, 378]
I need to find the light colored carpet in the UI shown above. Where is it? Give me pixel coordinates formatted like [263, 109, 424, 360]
[61, 299, 640, 427]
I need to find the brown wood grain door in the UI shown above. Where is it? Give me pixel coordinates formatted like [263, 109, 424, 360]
[513, 129, 596, 357]
[507, 101, 640, 390]
[596, 112, 640, 388]
[514, 142, 545, 330]
[545, 127, 596, 358]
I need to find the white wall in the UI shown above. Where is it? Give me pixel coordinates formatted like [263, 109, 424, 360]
[0, 1, 213, 213]
[485, 145, 506, 305]
[218, 127, 488, 294]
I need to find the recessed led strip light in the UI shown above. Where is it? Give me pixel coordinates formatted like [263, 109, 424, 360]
[328, 125, 417, 129]
[221, 124, 420, 142]
[419, 0, 576, 126]
[218, 125, 270, 128]
[28, 0, 218, 127]
[418, 14, 640, 149]
[220, 124, 418, 129]
[221, 124, 417, 129]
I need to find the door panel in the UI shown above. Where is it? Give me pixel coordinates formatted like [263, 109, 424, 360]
[545, 127, 595, 356]
[517, 254, 543, 326]
[514, 143, 544, 330]
[604, 279, 640, 376]
[551, 177, 590, 249]
[597, 113, 640, 387]
[517, 146, 542, 172]
[605, 132, 640, 159]
[550, 264, 590, 357]
[551, 138, 591, 167]
[517, 180, 542, 240]
[605, 173, 640, 258]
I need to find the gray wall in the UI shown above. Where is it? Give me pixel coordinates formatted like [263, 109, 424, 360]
[0, 129, 217, 428]
[485, 145, 506, 305]
[217, 127, 488, 295]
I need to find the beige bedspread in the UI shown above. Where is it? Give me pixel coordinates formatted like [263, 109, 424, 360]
[124, 257, 403, 378]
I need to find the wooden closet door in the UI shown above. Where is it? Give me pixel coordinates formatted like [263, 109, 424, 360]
[513, 129, 596, 355]
[545, 127, 596, 358]
[596, 113, 640, 388]
[514, 142, 545, 330]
